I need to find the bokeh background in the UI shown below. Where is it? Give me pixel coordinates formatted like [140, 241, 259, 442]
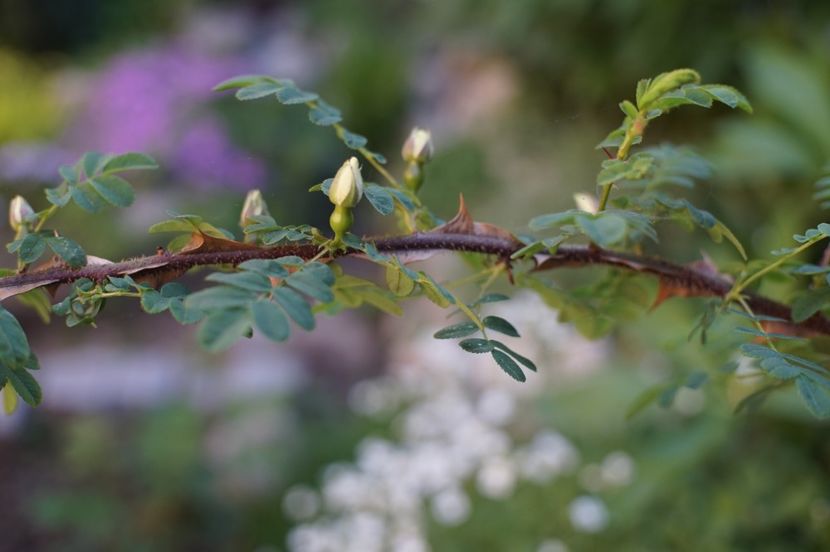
[2, 1, 830, 550]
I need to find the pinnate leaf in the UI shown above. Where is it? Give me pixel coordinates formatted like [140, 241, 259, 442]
[796, 375, 830, 419]
[251, 300, 291, 342]
[198, 309, 251, 352]
[459, 338, 494, 353]
[482, 316, 520, 337]
[102, 152, 158, 173]
[434, 322, 479, 339]
[491, 349, 526, 382]
[364, 184, 395, 216]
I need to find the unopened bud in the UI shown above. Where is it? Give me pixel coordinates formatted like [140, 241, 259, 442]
[240, 189, 270, 227]
[574, 193, 598, 214]
[9, 195, 34, 233]
[329, 157, 363, 208]
[639, 68, 701, 108]
[404, 161, 423, 193]
[401, 127, 433, 164]
[329, 204, 354, 244]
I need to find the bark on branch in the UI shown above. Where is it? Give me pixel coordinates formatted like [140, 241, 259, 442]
[1, 232, 827, 335]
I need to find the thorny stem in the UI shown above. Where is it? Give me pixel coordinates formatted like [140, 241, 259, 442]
[3, 232, 830, 335]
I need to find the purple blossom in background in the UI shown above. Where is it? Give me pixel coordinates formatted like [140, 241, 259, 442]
[173, 117, 265, 190]
[0, 143, 75, 183]
[0, 9, 324, 189]
[69, 45, 266, 190]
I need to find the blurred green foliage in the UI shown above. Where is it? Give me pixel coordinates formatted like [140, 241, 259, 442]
[0, 50, 64, 142]
[714, 44, 830, 181]
[0, 0, 184, 55]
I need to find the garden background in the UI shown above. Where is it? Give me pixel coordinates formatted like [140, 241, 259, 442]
[1, 1, 830, 550]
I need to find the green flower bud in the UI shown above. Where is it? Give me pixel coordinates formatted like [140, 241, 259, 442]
[240, 189, 270, 227]
[403, 161, 423, 193]
[9, 195, 34, 233]
[329, 157, 363, 208]
[638, 68, 701, 109]
[401, 127, 433, 164]
[329, 204, 354, 243]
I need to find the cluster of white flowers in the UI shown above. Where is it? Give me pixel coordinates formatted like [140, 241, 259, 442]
[284, 293, 634, 551]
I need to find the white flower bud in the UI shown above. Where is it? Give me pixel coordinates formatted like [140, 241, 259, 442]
[573, 193, 598, 214]
[9, 195, 34, 232]
[240, 189, 270, 226]
[401, 127, 433, 164]
[329, 157, 363, 208]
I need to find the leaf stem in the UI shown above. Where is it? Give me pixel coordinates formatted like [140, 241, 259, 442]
[616, 130, 638, 161]
[359, 146, 401, 189]
[92, 291, 141, 300]
[735, 294, 778, 351]
[727, 237, 823, 301]
[34, 205, 58, 233]
[598, 113, 645, 212]
[478, 264, 505, 298]
[444, 267, 493, 290]
[597, 183, 614, 212]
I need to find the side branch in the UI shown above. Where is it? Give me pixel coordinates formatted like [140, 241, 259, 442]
[1, 232, 827, 335]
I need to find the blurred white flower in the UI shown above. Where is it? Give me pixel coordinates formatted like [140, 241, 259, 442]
[356, 437, 398, 475]
[674, 387, 705, 416]
[391, 530, 431, 552]
[476, 456, 517, 499]
[407, 442, 459, 495]
[568, 495, 609, 533]
[403, 392, 474, 441]
[452, 419, 511, 461]
[488, 293, 608, 378]
[284, 290, 619, 547]
[343, 512, 386, 552]
[288, 514, 389, 552]
[349, 380, 396, 416]
[287, 524, 339, 552]
[476, 388, 516, 426]
[582, 451, 636, 493]
[517, 430, 580, 484]
[323, 465, 380, 511]
[431, 487, 471, 526]
[600, 451, 635, 487]
[537, 539, 569, 552]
